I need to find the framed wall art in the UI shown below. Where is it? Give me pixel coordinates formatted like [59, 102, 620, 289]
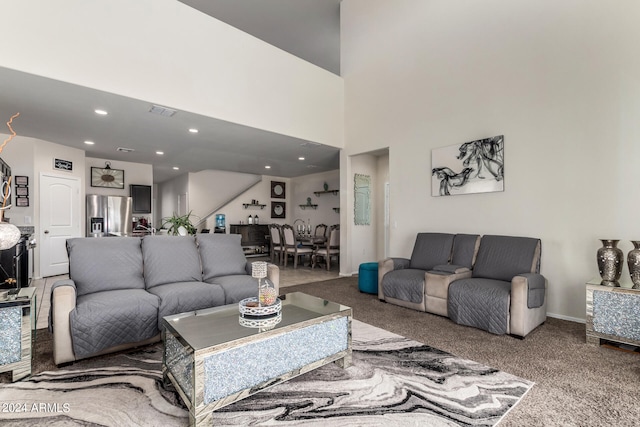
[91, 164, 124, 189]
[271, 201, 286, 219]
[431, 135, 504, 197]
[271, 181, 285, 199]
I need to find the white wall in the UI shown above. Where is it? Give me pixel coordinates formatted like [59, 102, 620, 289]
[157, 173, 189, 228]
[345, 154, 378, 275]
[341, 0, 640, 321]
[1, 134, 85, 278]
[188, 170, 261, 229]
[203, 176, 292, 230]
[1, 0, 343, 149]
[291, 170, 340, 233]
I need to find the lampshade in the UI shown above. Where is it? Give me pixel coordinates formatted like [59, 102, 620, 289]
[0, 221, 20, 250]
[251, 261, 268, 279]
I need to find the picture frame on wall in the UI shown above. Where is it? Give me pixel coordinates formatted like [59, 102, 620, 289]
[91, 166, 125, 189]
[271, 201, 286, 219]
[271, 181, 286, 199]
[14, 176, 28, 186]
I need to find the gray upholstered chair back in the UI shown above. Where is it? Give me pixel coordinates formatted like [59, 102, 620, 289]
[67, 237, 145, 297]
[141, 235, 202, 289]
[472, 235, 541, 281]
[409, 233, 455, 271]
[196, 234, 248, 281]
[451, 234, 481, 268]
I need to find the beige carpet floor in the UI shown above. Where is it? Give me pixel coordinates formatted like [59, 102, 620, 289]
[284, 277, 640, 427]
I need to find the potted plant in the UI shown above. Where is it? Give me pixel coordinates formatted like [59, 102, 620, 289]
[161, 211, 198, 236]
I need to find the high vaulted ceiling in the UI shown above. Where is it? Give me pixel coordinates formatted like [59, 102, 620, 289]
[0, 1, 341, 184]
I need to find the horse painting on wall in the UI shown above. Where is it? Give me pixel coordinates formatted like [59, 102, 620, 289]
[431, 135, 504, 196]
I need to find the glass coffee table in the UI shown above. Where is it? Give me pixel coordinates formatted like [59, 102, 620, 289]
[162, 292, 352, 426]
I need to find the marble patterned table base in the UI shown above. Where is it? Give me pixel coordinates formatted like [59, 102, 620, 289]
[0, 288, 36, 382]
[163, 296, 352, 427]
[586, 282, 640, 348]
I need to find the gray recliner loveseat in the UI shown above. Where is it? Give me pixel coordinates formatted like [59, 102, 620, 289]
[378, 233, 547, 338]
[50, 234, 279, 365]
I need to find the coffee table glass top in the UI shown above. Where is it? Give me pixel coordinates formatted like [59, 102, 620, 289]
[163, 292, 351, 351]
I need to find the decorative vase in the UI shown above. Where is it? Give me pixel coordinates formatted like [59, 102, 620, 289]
[627, 241, 640, 289]
[597, 239, 623, 287]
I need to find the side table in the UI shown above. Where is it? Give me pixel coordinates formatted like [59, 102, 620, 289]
[586, 278, 640, 348]
[0, 287, 37, 381]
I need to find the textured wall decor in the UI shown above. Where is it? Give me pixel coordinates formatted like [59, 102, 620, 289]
[354, 174, 371, 225]
[431, 135, 504, 196]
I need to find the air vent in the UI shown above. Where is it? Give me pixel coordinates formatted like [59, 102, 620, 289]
[149, 104, 177, 117]
[116, 147, 135, 153]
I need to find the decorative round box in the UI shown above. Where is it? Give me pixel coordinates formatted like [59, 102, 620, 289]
[238, 297, 282, 319]
[239, 311, 282, 330]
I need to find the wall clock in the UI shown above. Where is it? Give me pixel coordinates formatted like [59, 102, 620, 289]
[271, 181, 285, 199]
[271, 201, 286, 219]
[91, 165, 125, 188]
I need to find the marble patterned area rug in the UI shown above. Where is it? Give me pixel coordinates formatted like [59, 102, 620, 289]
[0, 321, 533, 426]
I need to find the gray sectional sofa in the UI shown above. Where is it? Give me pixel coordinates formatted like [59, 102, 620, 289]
[50, 234, 279, 365]
[378, 233, 547, 338]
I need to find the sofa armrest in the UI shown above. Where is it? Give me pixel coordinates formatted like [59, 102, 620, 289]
[512, 273, 546, 309]
[50, 279, 77, 366]
[432, 264, 471, 274]
[377, 257, 410, 300]
[510, 273, 547, 337]
[425, 270, 473, 300]
[267, 263, 280, 295]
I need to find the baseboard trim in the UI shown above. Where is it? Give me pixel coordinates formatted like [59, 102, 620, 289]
[339, 272, 353, 277]
[547, 312, 585, 324]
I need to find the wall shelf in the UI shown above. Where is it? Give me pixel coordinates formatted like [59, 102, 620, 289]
[243, 203, 266, 209]
[299, 204, 318, 210]
[313, 190, 339, 196]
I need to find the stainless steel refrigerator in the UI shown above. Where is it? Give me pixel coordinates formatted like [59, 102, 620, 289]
[86, 195, 133, 237]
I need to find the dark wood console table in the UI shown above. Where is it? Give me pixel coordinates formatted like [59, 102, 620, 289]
[229, 224, 270, 258]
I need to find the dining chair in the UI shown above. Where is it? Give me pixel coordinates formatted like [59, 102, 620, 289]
[312, 223, 328, 246]
[268, 223, 284, 265]
[281, 224, 314, 268]
[312, 225, 340, 270]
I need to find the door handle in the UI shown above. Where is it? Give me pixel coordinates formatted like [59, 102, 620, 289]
[44, 230, 50, 234]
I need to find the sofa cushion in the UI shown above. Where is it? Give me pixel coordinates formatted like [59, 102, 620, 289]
[206, 274, 260, 304]
[67, 237, 145, 297]
[409, 233, 454, 271]
[147, 281, 226, 327]
[381, 269, 426, 304]
[142, 236, 202, 289]
[451, 234, 480, 268]
[448, 278, 511, 335]
[70, 289, 160, 359]
[197, 234, 248, 280]
[472, 235, 541, 282]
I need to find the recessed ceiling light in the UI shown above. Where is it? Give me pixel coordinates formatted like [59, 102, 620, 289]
[298, 157, 305, 161]
[173, 166, 180, 170]
[94, 109, 108, 115]
[188, 128, 198, 134]
[265, 165, 271, 169]
[156, 151, 164, 155]
[84, 140, 95, 145]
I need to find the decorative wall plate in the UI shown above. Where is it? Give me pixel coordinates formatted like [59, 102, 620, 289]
[91, 166, 124, 188]
[271, 181, 285, 199]
[271, 201, 286, 218]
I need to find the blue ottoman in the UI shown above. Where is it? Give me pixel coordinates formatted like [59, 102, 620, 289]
[358, 262, 379, 294]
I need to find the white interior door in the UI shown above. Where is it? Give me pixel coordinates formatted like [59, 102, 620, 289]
[40, 173, 81, 277]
